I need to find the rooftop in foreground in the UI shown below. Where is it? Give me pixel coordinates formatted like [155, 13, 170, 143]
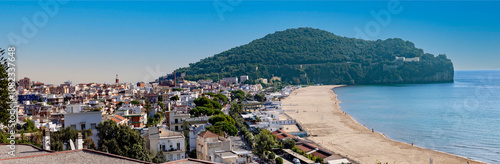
[0, 144, 150, 164]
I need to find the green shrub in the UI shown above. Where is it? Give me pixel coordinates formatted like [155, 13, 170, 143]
[276, 157, 283, 164]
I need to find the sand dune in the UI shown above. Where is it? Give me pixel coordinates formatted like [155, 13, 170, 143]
[282, 85, 484, 164]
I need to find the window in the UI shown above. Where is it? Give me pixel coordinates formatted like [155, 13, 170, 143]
[177, 143, 180, 150]
[70, 124, 76, 130]
[175, 126, 178, 131]
[81, 124, 86, 130]
[161, 145, 165, 151]
[91, 123, 96, 130]
[175, 119, 178, 123]
[177, 154, 180, 159]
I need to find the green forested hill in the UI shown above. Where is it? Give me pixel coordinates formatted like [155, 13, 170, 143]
[177, 27, 453, 85]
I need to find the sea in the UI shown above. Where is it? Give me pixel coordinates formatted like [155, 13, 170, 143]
[333, 70, 500, 164]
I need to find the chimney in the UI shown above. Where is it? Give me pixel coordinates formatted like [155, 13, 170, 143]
[76, 132, 84, 150]
[42, 129, 51, 150]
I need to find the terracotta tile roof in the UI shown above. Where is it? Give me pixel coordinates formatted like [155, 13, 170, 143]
[304, 142, 334, 154]
[198, 130, 219, 138]
[277, 134, 287, 140]
[34, 82, 44, 85]
[311, 150, 332, 159]
[109, 115, 127, 123]
[272, 130, 295, 140]
[296, 144, 314, 153]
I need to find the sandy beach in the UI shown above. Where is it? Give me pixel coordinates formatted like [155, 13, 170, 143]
[282, 85, 484, 164]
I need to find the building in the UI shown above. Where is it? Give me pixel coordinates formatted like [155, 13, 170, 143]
[137, 82, 146, 88]
[188, 123, 209, 151]
[64, 107, 102, 146]
[165, 111, 190, 131]
[239, 76, 249, 84]
[145, 93, 159, 104]
[107, 115, 129, 125]
[19, 77, 31, 89]
[18, 94, 44, 104]
[256, 78, 268, 84]
[123, 113, 147, 129]
[214, 150, 252, 164]
[147, 127, 186, 162]
[196, 131, 232, 162]
[395, 56, 420, 62]
[222, 77, 238, 85]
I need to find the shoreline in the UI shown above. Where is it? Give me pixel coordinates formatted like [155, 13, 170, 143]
[281, 85, 485, 164]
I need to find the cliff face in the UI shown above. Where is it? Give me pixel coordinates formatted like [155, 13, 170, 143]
[178, 27, 455, 85]
[372, 71, 454, 84]
[367, 61, 454, 84]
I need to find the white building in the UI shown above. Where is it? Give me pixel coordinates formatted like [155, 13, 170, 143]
[188, 123, 209, 151]
[147, 127, 186, 162]
[395, 56, 420, 62]
[64, 109, 102, 146]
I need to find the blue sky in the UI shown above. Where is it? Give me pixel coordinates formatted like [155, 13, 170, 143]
[1, 1, 499, 84]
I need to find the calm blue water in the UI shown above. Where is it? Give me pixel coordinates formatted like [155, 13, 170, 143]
[333, 70, 500, 164]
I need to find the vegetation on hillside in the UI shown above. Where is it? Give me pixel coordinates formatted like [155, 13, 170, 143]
[177, 27, 454, 84]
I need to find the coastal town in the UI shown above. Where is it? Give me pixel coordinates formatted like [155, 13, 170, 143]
[0, 72, 353, 164]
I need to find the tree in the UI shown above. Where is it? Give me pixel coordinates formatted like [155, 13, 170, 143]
[194, 97, 222, 109]
[145, 101, 152, 117]
[96, 120, 152, 162]
[231, 90, 246, 100]
[170, 95, 179, 101]
[158, 101, 164, 110]
[188, 150, 197, 158]
[189, 107, 222, 117]
[172, 88, 183, 91]
[215, 93, 228, 104]
[22, 119, 36, 132]
[152, 151, 166, 163]
[0, 49, 10, 125]
[254, 94, 266, 102]
[131, 100, 140, 105]
[117, 101, 124, 108]
[209, 114, 235, 125]
[50, 127, 78, 151]
[206, 121, 238, 136]
[268, 152, 275, 159]
[276, 157, 283, 164]
[283, 138, 295, 149]
[254, 129, 276, 156]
